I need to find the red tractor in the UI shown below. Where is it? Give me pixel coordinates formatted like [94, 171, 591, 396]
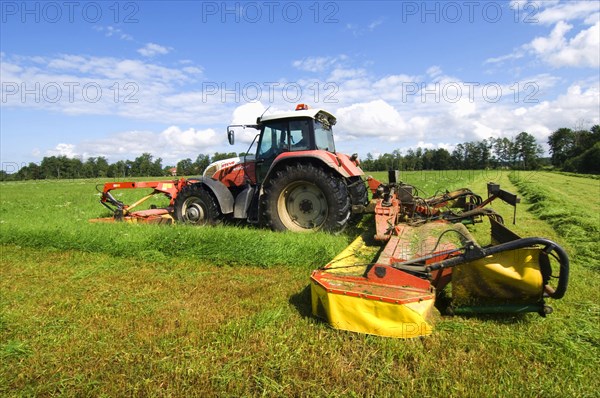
[95, 104, 368, 232]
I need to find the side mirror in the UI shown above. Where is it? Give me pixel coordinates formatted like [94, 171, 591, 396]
[227, 129, 235, 145]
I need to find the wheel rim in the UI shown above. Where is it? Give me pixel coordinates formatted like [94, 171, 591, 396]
[277, 181, 328, 230]
[181, 198, 206, 224]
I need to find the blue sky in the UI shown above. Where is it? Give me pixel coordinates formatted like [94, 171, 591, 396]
[1, 0, 599, 170]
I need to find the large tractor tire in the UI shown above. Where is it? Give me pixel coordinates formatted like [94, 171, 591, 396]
[263, 163, 351, 232]
[174, 184, 221, 225]
[347, 176, 368, 226]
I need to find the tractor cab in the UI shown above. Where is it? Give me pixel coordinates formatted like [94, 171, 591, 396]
[252, 104, 337, 181]
[215, 104, 364, 231]
[226, 104, 338, 182]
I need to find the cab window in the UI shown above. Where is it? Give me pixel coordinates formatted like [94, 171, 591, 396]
[289, 120, 310, 151]
[314, 120, 335, 152]
[258, 122, 287, 158]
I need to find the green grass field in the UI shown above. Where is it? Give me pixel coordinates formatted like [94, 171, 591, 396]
[1, 170, 599, 397]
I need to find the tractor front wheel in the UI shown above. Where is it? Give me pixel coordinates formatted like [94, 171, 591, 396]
[263, 164, 350, 232]
[174, 184, 221, 225]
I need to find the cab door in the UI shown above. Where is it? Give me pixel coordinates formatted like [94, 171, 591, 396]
[255, 121, 288, 183]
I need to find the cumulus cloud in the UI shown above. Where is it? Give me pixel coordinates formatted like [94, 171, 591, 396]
[0, 53, 221, 124]
[137, 43, 172, 57]
[335, 100, 408, 139]
[527, 20, 599, 67]
[52, 126, 219, 163]
[231, 101, 267, 125]
[46, 143, 77, 157]
[488, 2, 599, 68]
[534, 1, 600, 25]
[7, 48, 599, 163]
[329, 68, 598, 157]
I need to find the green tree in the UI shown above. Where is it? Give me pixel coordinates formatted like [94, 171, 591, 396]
[547, 128, 575, 167]
[431, 148, 451, 170]
[16, 162, 42, 180]
[492, 137, 515, 167]
[82, 157, 98, 178]
[564, 141, 600, 174]
[362, 153, 375, 171]
[212, 152, 238, 162]
[451, 144, 466, 169]
[96, 157, 109, 177]
[108, 160, 130, 178]
[514, 132, 543, 170]
[176, 158, 194, 176]
[194, 154, 211, 174]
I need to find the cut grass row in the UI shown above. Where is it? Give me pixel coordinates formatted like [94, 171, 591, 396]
[509, 170, 600, 270]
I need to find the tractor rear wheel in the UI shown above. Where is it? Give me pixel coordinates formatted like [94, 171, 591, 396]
[263, 164, 350, 232]
[174, 184, 221, 225]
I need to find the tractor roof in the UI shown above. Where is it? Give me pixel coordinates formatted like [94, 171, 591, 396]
[259, 108, 336, 125]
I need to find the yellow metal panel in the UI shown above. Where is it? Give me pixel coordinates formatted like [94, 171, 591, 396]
[311, 282, 435, 338]
[452, 248, 544, 305]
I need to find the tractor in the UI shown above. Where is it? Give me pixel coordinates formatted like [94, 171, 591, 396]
[94, 104, 368, 232]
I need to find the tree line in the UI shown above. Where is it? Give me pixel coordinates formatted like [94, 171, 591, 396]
[361, 132, 545, 171]
[0, 152, 239, 181]
[547, 125, 600, 174]
[361, 127, 599, 173]
[2, 126, 598, 181]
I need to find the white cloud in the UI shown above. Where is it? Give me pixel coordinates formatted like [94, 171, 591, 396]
[345, 18, 385, 37]
[7, 49, 599, 163]
[137, 43, 172, 57]
[292, 55, 348, 73]
[488, 2, 599, 68]
[53, 126, 220, 163]
[529, 21, 572, 55]
[368, 18, 384, 30]
[535, 1, 600, 25]
[426, 66, 443, 79]
[46, 143, 77, 157]
[327, 63, 598, 157]
[584, 12, 600, 26]
[93, 26, 133, 41]
[0, 53, 223, 124]
[485, 52, 525, 65]
[161, 126, 217, 148]
[528, 21, 599, 67]
[229, 102, 290, 144]
[231, 102, 266, 125]
[335, 100, 408, 139]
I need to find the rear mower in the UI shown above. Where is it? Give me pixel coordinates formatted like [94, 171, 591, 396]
[310, 172, 569, 338]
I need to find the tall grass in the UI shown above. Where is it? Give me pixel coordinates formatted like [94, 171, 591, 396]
[0, 171, 502, 268]
[0, 179, 348, 268]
